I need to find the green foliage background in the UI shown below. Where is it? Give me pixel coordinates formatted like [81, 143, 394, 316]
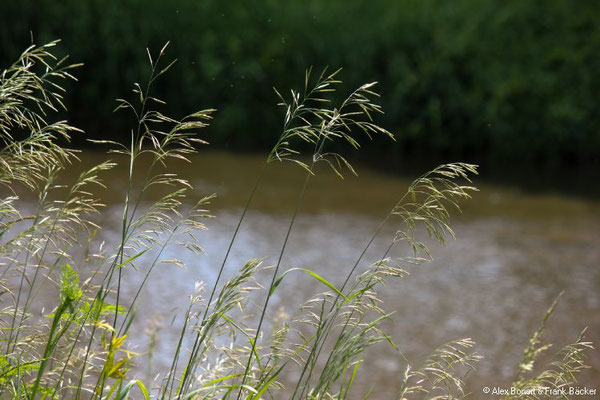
[1, 0, 599, 169]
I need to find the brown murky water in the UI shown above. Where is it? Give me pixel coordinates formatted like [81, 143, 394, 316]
[16, 151, 600, 397]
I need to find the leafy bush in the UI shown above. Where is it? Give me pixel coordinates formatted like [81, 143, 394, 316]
[0, 41, 592, 399]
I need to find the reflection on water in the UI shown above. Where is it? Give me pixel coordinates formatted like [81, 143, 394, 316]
[20, 151, 600, 397]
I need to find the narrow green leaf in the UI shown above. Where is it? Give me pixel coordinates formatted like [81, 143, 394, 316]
[270, 268, 348, 301]
[116, 380, 149, 400]
[251, 365, 284, 399]
[117, 249, 149, 269]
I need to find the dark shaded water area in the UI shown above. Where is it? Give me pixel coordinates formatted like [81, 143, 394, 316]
[15, 150, 600, 398]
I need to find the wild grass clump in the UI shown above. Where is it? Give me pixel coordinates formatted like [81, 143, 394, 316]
[0, 41, 593, 399]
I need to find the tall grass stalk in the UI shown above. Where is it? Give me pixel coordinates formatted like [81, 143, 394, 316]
[234, 70, 395, 400]
[291, 163, 479, 398]
[175, 68, 345, 397]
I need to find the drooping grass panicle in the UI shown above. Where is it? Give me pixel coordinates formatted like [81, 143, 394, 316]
[285, 163, 478, 399]
[232, 69, 397, 400]
[84, 44, 214, 398]
[168, 259, 263, 399]
[504, 295, 594, 399]
[0, 40, 82, 192]
[269, 68, 394, 178]
[397, 338, 482, 399]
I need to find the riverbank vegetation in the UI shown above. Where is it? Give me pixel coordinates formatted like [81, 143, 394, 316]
[2, 1, 600, 171]
[0, 41, 593, 399]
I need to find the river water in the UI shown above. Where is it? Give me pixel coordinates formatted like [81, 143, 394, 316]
[15, 151, 600, 397]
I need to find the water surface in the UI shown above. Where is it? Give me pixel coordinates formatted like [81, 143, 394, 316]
[20, 151, 600, 397]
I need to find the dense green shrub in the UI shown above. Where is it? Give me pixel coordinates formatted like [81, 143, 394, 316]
[1, 0, 599, 168]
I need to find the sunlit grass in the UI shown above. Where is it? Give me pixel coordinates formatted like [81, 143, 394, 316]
[0, 41, 592, 400]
